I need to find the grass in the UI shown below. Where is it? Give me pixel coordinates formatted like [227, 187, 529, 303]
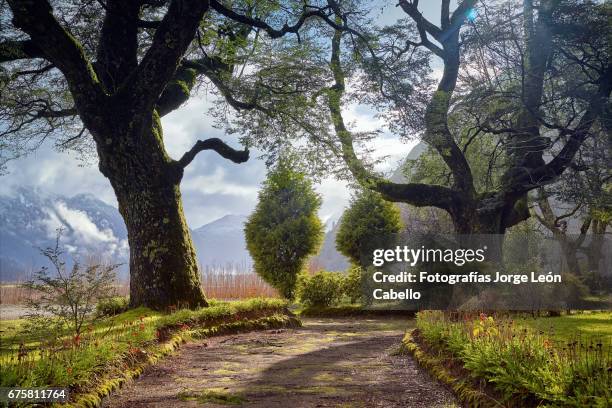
[405, 311, 612, 407]
[519, 311, 612, 343]
[0, 298, 296, 406]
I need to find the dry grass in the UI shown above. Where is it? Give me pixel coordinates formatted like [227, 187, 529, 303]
[0, 263, 277, 304]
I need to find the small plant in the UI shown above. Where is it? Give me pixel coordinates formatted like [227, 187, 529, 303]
[22, 229, 120, 338]
[297, 271, 345, 307]
[96, 296, 130, 317]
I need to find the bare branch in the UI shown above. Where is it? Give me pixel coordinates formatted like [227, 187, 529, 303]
[209, 0, 331, 39]
[0, 39, 44, 63]
[178, 138, 249, 168]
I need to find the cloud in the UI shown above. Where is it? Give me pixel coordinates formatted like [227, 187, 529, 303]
[41, 201, 128, 259]
[2, 87, 422, 231]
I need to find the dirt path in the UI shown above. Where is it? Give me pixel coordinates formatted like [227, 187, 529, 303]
[103, 318, 458, 408]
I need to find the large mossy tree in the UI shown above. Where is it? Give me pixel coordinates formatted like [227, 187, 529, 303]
[0, 0, 335, 309]
[230, 0, 611, 237]
[322, 0, 611, 235]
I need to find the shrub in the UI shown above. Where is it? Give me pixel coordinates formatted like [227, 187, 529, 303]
[297, 271, 345, 307]
[22, 229, 120, 337]
[415, 311, 612, 406]
[344, 265, 362, 304]
[336, 189, 402, 267]
[96, 296, 129, 317]
[245, 158, 323, 299]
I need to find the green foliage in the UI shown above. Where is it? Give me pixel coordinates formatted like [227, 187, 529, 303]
[344, 265, 363, 304]
[96, 296, 130, 317]
[415, 311, 612, 407]
[245, 159, 323, 299]
[297, 271, 346, 307]
[336, 189, 402, 267]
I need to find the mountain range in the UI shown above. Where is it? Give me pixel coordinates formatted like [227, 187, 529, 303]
[0, 187, 348, 281]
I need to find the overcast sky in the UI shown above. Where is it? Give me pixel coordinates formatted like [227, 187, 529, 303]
[0, 1, 453, 228]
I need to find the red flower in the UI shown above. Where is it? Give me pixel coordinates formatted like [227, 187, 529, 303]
[479, 313, 487, 321]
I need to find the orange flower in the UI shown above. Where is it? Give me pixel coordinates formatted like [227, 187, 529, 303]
[479, 313, 487, 321]
[67, 367, 73, 374]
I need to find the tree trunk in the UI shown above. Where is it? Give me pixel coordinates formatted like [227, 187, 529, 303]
[118, 182, 207, 309]
[587, 219, 606, 273]
[97, 111, 207, 310]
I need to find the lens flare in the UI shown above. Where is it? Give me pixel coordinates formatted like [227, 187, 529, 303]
[466, 8, 478, 21]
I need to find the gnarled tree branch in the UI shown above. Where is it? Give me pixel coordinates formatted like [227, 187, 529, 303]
[210, 0, 330, 39]
[126, 0, 210, 108]
[7, 0, 104, 114]
[0, 39, 45, 62]
[178, 137, 249, 168]
[326, 23, 461, 211]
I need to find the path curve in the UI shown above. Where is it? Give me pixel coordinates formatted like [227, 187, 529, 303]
[103, 318, 457, 408]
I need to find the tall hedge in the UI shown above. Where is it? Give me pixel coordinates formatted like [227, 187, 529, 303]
[245, 160, 323, 299]
[336, 189, 402, 267]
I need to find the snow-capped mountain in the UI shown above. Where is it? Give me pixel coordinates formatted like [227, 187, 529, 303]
[0, 186, 129, 280]
[0, 186, 355, 281]
[0, 187, 256, 281]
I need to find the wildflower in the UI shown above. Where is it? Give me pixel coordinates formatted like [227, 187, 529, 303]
[543, 339, 551, 349]
[479, 313, 486, 321]
[139, 323, 145, 331]
[67, 367, 73, 374]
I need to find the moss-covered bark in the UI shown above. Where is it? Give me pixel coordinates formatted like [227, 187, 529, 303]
[96, 110, 206, 309]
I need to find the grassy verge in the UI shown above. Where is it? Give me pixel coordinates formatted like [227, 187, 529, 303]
[518, 311, 612, 343]
[401, 311, 611, 407]
[0, 298, 299, 407]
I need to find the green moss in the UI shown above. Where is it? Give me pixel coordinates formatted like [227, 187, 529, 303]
[177, 389, 246, 405]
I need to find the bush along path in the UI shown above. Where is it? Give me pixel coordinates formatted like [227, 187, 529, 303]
[102, 317, 458, 407]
